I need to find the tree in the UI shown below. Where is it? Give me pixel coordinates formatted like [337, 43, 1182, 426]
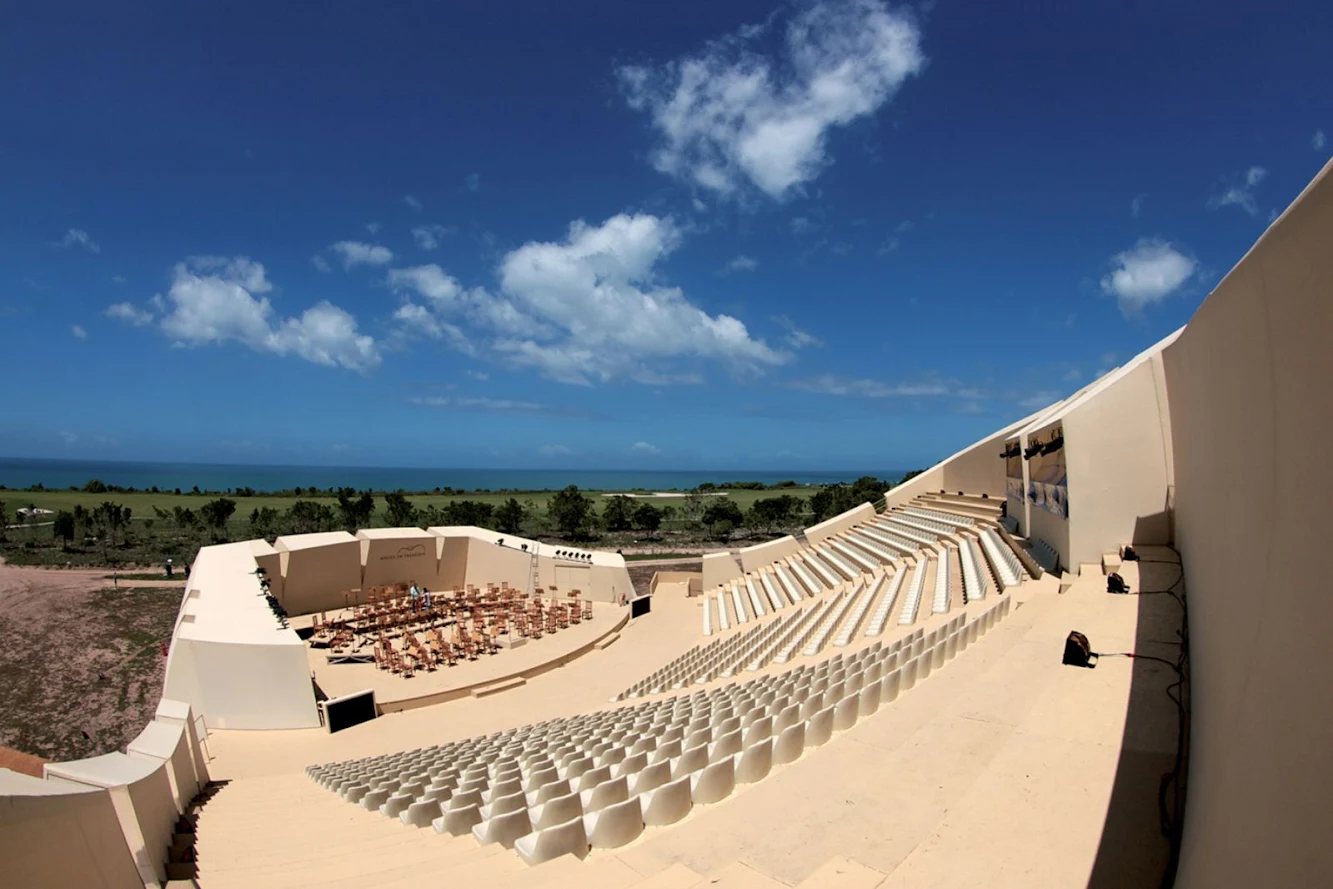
[702, 498, 744, 537]
[548, 485, 593, 538]
[682, 490, 706, 524]
[335, 487, 375, 531]
[898, 468, 926, 484]
[53, 510, 75, 543]
[495, 498, 525, 534]
[749, 494, 800, 532]
[285, 500, 335, 534]
[633, 501, 663, 534]
[602, 496, 635, 532]
[248, 507, 279, 538]
[200, 497, 237, 536]
[444, 500, 494, 527]
[384, 490, 417, 527]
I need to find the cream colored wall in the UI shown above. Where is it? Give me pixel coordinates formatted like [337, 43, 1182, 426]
[461, 536, 535, 591]
[124, 767, 176, 885]
[804, 503, 875, 545]
[169, 637, 320, 730]
[275, 538, 363, 615]
[1163, 160, 1333, 887]
[437, 536, 469, 589]
[702, 551, 743, 590]
[738, 535, 802, 572]
[359, 532, 442, 589]
[884, 418, 1033, 510]
[1063, 353, 1174, 568]
[0, 773, 142, 889]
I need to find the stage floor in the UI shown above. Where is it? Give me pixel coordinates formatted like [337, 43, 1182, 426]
[301, 604, 629, 712]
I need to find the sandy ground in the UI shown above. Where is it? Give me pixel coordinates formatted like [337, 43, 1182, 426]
[0, 557, 185, 760]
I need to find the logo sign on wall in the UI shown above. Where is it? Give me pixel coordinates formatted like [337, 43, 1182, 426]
[379, 543, 428, 562]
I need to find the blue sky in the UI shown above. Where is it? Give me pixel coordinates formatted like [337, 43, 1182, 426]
[2, 0, 1330, 471]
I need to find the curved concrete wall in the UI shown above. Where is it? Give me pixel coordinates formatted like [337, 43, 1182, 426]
[804, 502, 875, 545]
[738, 535, 802, 572]
[1162, 161, 1333, 886]
[702, 551, 743, 590]
[275, 532, 363, 615]
[0, 770, 142, 889]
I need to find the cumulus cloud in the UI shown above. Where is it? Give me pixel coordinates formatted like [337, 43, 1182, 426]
[1208, 166, 1267, 215]
[772, 314, 822, 349]
[411, 224, 455, 250]
[618, 0, 925, 200]
[539, 444, 573, 456]
[389, 213, 787, 385]
[365, 221, 383, 235]
[1315, 130, 1327, 152]
[722, 254, 759, 273]
[1099, 239, 1196, 313]
[72, 324, 87, 340]
[311, 254, 332, 273]
[404, 195, 423, 210]
[408, 394, 570, 416]
[330, 241, 394, 268]
[106, 302, 155, 326]
[106, 256, 379, 371]
[58, 228, 101, 253]
[632, 441, 661, 454]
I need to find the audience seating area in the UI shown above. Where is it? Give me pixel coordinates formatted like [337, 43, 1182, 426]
[308, 595, 1014, 866]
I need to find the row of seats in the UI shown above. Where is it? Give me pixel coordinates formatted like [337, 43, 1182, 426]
[931, 547, 952, 614]
[1030, 538, 1061, 574]
[903, 506, 977, 528]
[959, 537, 988, 603]
[773, 595, 841, 664]
[979, 528, 1024, 588]
[827, 538, 880, 575]
[878, 519, 939, 549]
[801, 581, 864, 656]
[864, 567, 908, 637]
[898, 556, 931, 625]
[834, 572, 888, 645]
[888, 512, 958, 536]
[308, 596, 1015, 866]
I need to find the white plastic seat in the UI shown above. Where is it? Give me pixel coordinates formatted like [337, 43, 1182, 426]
[514, 816, 590, 865]
[583, 796, 644, 849]
[432, 802, 481, 835]
[614, 751, 648, 779]
[772, 721, 805, 764]
[579, 775, 629, 813]
[833, 694, 860, 731]
[472, 807, 532, 848]
[530, 791, 583, 830]
[641, 775, 693, 826]
[400, 799, 441, 828]
[628, 760, 671, 796]
[806, 707, 835, 747]
[527, 778, 571, 807]
[734, 739, 773, 784]
[708, 729, 742, 763]
[574, 765, 611, 793]
[479, 789, 526, 820]
[689, 757, 736, 805]
[650, 739, 682, 765]
[671, 744, 709, 780]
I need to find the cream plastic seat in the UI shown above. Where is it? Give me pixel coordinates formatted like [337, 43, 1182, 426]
[515, 816, 590, 865]
[471, 806, 532, 848]
[400, 799, 441, 828]
[614, 751, 649, 779]
[806, 706, 835, 747]
[670, 744, 709, 780]
[530, 791, 583, 830]
[527, 777, 571, 807]
[432, 802, 481, 836]
[734, 739, 773, 784]
[859, 681, 882, 717]
[773, 721, 806, 764]
[628, 760, 671, 796]
[579, 775, 629, 813]
[742, 715, 773, 746]
[833, 694, 860, 731]
[479, 789, 526, 820]
[583, 796, 644, 849]
[640, 775, 692, 826]
[708, 729, 742, 763]
[689, 757, 736, 805]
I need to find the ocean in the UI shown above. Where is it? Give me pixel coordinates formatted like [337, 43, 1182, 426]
[0, 458, 906, 494]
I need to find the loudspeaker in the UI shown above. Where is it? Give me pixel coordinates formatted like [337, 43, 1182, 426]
[1107, 573, 1129, 594]
[1062, 631, 1097, 668]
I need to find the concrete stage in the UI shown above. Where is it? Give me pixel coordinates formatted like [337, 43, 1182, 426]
[299, 604, 632, 713]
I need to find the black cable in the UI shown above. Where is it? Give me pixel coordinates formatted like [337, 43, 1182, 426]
[1094, 651, 1182, 672]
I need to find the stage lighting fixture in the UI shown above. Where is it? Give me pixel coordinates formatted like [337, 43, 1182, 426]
[496, 538, 505, 547]
[520, 544, 528, 552]
[1023, 442, 1043, 460]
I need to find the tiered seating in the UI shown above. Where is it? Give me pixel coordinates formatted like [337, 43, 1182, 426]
[834, 572, 887, 646]
[799, 551, 842, 589]
[903, 506, 977, 528]
[729, 582, 750, 625]
[1030, 538, 1061, 573]
[844, 531, 900, 564]
[801, 583, 862, 657]
[758, 573, 786, 611]
[788, 557, 826, 596]
[744, 576, 768, 619]
[775, 564, 810, 601]
[773, 595, 839, 664]
[815, 544, 860, 580]
[897, 558, 930, 625]
[746, 601, 832, 670]
[930, 547, 951, 614]
[978, 528, 1023, 589]
[618, 603, 816, 698]
[865, 569, 907, 636]
[959, 537, 988, 603]
[858, 525, 918, 555]
[827, 538, 880, 574]
[876, 519, 939, 548]
[309, 597, 1016, 865]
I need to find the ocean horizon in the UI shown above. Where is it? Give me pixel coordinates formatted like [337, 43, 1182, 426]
[0, 457, 908, 494]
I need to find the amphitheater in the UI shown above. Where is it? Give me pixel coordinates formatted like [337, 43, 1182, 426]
[5, 163, 1332, 888]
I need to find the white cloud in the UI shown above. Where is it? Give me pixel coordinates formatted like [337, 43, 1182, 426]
[110, 256, 381, 371]
[773, 314, 823, 349]
[71, 324, 87, 340]
[1018, 390, 1061, 410]
[404, 195, 423, 210]
[59, 431, 78, 445]
[411, 224, 455, 250]
[692, 197, 708, 213]
[1130, 193, 1146, 217]
[1314, 130, 1327, 152]
[106, 302, 155, 326]
[311, 254, 332, 273]
[1099, 238, 1196, 313]
[330, 241, 394, 268]
[722, 254, 759, 273]
[389, 213, 787, 384]
[409, 395, 551, 415]
[111, 275, 127, 284]
[59, 228, 101, 253]
[466, 369, 489, 381]
[789, 374, 950, 397]
[538, 444, 573, 456]
[632, 441, 661, 454]
[365, 221, 383, 235]
[465, 172, 481, 192]
[1208, 166, 1267, 216]
[618, 0, 925, 200]
[876, 235, 900, 254]
[790, 216, 817, 235]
